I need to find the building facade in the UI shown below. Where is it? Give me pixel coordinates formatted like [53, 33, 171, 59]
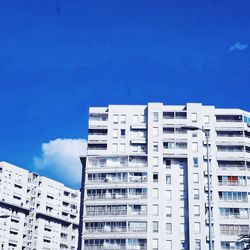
[79, 103, 250, 250]
[0, 162, 80, 250]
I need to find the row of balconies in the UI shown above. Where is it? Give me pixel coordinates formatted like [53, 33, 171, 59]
[86, 193, 147, 200]
[87, 176, 147, 184]
[88, 161, 147, 169]
[84, 244, 146, 250]
[218, 180, 247, 187]
[85, 226, 146, 234]
[85, 209, 147, 217]
[220, 214, 249, 219]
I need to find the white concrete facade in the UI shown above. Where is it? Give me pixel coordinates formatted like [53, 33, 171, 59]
[79, 102, 250, 250]
[0, 162, 80, 250]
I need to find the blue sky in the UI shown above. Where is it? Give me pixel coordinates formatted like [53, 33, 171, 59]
[1, 0, 250, 189]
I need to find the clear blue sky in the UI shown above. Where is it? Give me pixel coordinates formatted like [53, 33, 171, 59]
[1, 0, 250, 188]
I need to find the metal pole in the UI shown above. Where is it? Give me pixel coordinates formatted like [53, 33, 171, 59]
[203, 129, 213, 250]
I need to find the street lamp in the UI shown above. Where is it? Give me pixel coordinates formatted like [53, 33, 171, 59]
[181, 125, 213, 250]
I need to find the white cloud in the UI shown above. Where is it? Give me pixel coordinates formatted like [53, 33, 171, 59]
[34, 138, 87, 185]
[229, 42, 248, 52]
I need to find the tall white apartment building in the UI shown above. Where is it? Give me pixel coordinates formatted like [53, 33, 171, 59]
[0, 161, 80, 250]
[79, 102, 250, 250]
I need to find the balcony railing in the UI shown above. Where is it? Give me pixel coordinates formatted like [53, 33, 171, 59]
[218, 181, 247, 186]
[86, 210, 127, 216]
[85, 226, 127, 233]
[219, 198, 248, 203]
[220, 214, 249, 219]
[218, 165, 246, 171]
[221, 230, 249, 235]
[88, 162, 147, 168]
[84, 245, 147, 250]
[88, 176, 147, 184]
[87, 194, 147, 200]
[86, 210, 146, 216]
[85, 227, 147, 233]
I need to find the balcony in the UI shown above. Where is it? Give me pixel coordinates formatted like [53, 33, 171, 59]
[216, 115, 243, 126]
[85, 226, 147, 234]
[220, 214, 249, 219]
[88, 177, 128, 184]
[130, 123, 147, 130]
[130, 138, 147, 144]
[218, 164, 246, 171]
[88, 144, 107, 155]
[84, 245, 126, 250]
[219, 198, 248, 203]
[221, 230, 249, 236]
[85, 226, 127, 233]
[163, 112, 187, 125]
[84, 245, 147, 250]
[88, 134, 107, 143]
[89, 114, 108, 125]
[87, 193, 147, 200]
[218, 181, 247, 187]
[87, 175, 147, 184]
[86, 209, 146, 217]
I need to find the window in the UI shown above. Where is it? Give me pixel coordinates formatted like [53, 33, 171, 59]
[166, 223, 172, 234]
[153, 157, 159, 167]
[166, 190, 171, 201]
[192, 113, 197, 122]
[193, 173, 199, 183]
[165, 159, 171, 169]
[153, 127, 159, 137]
[194, 205, 200, 216]
[194, 189, 200, 200]
[166, 175, 171, 184]
[153, 221, 159, 232]
[113, 114, 119, 124]
[195, 240, 201, 250]
[153, 142, 159, 152]
[204, 115, 210, 124]
[166, 206, 172, 217]
[112, 143, 118, 153]
[180, 223, 185, 233]
[193, 157, 198, 167]
[153, 205, 159, 216]
[112, 129, 118, 138]
[194, 222, 200, 234]
[192, 142, 198, 152]
[153, 188, 159, 199]
[166, 240, 172, 250]
[153, 112, 159, 122]
[120, 144, 125, 153]
[153, 173, 158, 183]
[152, 239, 158, 250]
[121, 114, 126, 124]
[120, 129, 126, 138]
[133, 115, 139, 124]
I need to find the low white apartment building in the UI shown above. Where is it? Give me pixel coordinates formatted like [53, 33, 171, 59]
[79, 102, 250, 250]
[0, 161, 80, 250]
